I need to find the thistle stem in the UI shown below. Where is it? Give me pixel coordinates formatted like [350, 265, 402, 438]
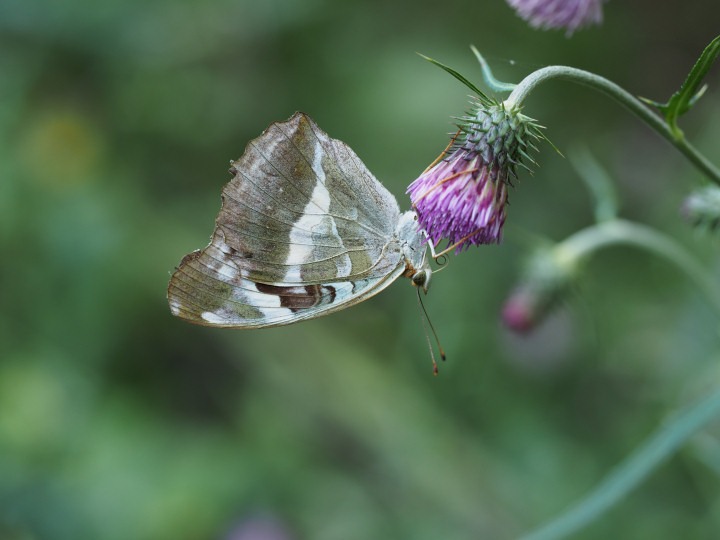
[505, 66, 720, 186]
[520, 387, 720, 540]
[554, 219, 720, 314]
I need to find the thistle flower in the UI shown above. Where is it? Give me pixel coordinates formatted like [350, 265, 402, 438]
[408, 98, 543, 252]
[506, 0, 605, 35]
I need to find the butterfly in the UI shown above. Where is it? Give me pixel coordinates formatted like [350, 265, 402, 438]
[167, 112, 432, 328]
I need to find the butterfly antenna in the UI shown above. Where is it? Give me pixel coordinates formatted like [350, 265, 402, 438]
[416, 289, 446, 376]
[422, 129, 462, 173]
[432, 227, 484, 259]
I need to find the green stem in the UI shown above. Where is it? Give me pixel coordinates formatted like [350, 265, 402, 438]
[520, 387, 720, 540]
[554, 219, 720, 315]
[505, 66, 720, 186]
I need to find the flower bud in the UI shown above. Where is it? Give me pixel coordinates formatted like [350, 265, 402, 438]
[681, 186, 720, 232]
[502, 246, 576, 333]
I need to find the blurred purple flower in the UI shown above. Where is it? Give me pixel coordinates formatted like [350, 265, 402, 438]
[506, 0, 605, 34]
[225, 515, 294, 540]
[408, 100, 541, 252]
[501, 247, 576, 333]
[502, 287, 539, 333]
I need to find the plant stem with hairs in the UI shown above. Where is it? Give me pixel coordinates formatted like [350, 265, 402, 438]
[504, 66, 720, 186]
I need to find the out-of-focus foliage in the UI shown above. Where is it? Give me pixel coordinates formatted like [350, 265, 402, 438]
[2, 1, 720, 539]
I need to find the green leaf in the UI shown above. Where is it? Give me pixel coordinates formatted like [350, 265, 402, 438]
[417, 52, 494, 105]
[469, 45, 517, 93]
[568, 147, 619, 223]
[643, 35, 720, 138]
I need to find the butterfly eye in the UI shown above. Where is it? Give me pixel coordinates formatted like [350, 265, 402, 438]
[412, 268, 432, 293]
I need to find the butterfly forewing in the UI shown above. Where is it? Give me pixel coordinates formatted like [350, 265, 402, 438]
[218, 112, 401, 283]
[168, 112, 409, 328]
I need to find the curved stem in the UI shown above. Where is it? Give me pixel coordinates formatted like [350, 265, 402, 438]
[520, 387, 720, 540]
[554, 219, 720, 314]
[505, 66, 720, 186]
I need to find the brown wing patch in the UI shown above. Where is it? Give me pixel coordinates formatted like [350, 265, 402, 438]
[255, 283, 337, 312]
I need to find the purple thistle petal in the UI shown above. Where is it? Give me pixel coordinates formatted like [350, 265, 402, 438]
[506, 0, 605, 34]
[408, 152, 508, 251]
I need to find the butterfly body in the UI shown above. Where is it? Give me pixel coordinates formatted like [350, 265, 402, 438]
[168, 112, 430, 328]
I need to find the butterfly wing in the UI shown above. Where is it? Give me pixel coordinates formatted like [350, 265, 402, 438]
[168, 112, 407, 328]
[168, 247, 407, 327]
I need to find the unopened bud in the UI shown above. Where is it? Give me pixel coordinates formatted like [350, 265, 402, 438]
[681, 186, 720, 232]
[502, 246, 576, 333]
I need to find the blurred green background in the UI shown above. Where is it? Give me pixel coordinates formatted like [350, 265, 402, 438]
[3, 1, 720, 539]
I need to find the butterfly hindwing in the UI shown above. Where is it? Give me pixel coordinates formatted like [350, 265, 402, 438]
[168, 245, 406, 327]
[168, 112, 409, 327]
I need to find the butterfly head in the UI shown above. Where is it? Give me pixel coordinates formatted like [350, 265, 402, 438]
[411, 267, 432, 294]
[397, 211, 432, 294]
